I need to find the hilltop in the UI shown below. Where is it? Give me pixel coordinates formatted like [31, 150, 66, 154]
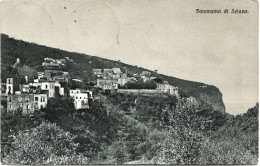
[1, 34, 225, 113]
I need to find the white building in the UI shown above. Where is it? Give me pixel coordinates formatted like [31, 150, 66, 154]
[118, 77, 130, 86]
[140, 74, 151, 82]
[69, 89, 93, 110]
[97, 79, 118, 90]
[112, 67, 121, 74]
[156, 82, 179, 97]
[6, 78, 13, 95]
[93, 69, 102, 75]
[29, 82, 55, 98]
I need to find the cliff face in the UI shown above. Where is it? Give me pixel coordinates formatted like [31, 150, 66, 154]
[1, 34, 226, 113]
[198, 90, 225, 113]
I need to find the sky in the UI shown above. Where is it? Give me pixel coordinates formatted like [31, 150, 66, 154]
[0, 0, 258, 114]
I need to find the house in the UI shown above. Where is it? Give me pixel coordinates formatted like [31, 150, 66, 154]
[38, 72, 51, 80]
[140, 74, 151, 82]
[103, 69, 113, 79]
[186, 96, 199, 106]
[93, 69, 102, 77]
[142, 71, 152, 77]
[65, 57, 73, 61]
[43, 70, 69, 83]
[34, 94, 48, 110]
[112, 68, 121, 74]
[29, 81, 55, 98]
[6, 93, 47, 114]
[21, 84, 30, 93]
[156, 82, 179, 97]
[42, 62, 60, 68]
[118, 78, 129, 86]
[54, 82, 65, 96]
[97, 79, 118, 90]
[56, 59, 66, 64]
[112, 74, 121, 79]
[69, 89, 93, 110]
[44, 57, 55, 62]
[118, 74, 130, 86]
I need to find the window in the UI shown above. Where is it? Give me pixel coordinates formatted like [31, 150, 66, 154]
[9, 97, 12, 102]
[46, 85, 48, 89]
[80, 97, 81, 99]
[43, 97, 45, 102]
[76, 97, 78, 99]
[35, 97, 38, 101]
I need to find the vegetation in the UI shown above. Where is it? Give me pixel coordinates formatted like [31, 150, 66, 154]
[1, 34, 258, 164]
[3, 121, 89, 165]
[2, 92, 257, 164]
[121, 79, 157, 89]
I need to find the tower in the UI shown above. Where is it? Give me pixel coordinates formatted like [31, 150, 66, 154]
[6, 78, 13, 95]
[25, 76, 28, 84]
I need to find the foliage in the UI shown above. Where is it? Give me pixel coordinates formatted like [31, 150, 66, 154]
[1, 110, 45, 158]
[155, 100, 210, 164]
[2, 121, 89, 165]
[124, 79, 157, 89]
[1, 34, 257, 165]
[198, 103, 259, 165]
[199, 132, 258, 164]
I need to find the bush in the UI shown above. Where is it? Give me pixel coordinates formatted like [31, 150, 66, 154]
[154, 100, 210, 164]
[3, 121, 88, 165]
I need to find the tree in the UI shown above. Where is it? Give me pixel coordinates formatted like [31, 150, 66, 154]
[3, 121, 88, 165]
[155, 99, 210, 164]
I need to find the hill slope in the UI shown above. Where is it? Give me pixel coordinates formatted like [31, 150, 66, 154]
[1, 34, 225, 112]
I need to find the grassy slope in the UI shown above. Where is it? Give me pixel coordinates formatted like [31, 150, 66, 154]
[1, 34, 225, 112]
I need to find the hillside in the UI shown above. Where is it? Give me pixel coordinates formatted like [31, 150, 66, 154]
[1, 34, 258, 165]
[1, 34, 225, 112]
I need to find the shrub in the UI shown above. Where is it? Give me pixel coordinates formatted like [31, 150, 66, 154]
[3, 121, 88, 165]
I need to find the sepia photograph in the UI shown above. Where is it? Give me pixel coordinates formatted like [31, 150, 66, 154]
[0, 0, 258, 165]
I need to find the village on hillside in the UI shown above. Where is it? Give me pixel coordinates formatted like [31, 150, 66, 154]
[1, 57, 184, 114]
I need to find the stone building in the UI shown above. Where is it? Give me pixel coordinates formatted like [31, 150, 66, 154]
[96, 79, 118, 90]
[6, 93, 47, 114]
[33, 94, 48, 110]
